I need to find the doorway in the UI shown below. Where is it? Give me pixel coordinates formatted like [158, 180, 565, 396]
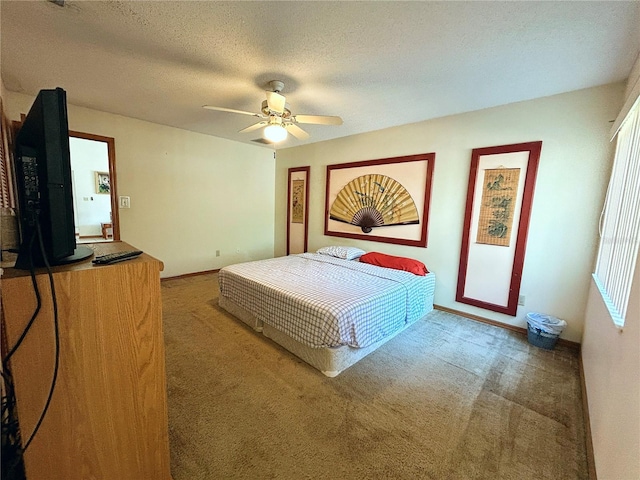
[69, 131, 119, 243]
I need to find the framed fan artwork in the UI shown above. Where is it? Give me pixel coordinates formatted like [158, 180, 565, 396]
[324, 153, 435, 247]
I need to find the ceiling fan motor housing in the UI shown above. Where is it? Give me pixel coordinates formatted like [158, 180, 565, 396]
[269, 80, 285, 93]
[261, 100, 291, 118]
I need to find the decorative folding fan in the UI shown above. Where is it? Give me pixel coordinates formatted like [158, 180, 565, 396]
[329, 174, 419, 233]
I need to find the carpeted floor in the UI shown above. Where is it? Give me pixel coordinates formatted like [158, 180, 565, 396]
[162, 273, 588, 480]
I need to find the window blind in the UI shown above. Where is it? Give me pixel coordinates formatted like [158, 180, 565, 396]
[594, 98, 640, 326]
[0, 99, 15, 210]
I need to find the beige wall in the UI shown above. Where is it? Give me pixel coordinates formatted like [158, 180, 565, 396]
[581, 54, 640, 480]
[582, 260, 639, 480]
[276, 84, 623, 343]
[4, 90, 275, 278]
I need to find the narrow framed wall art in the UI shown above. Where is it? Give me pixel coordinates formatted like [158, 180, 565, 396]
[456, 141, 542, 316]
[287, 166, 310, 255]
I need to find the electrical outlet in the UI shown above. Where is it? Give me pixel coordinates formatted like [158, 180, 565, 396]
[119, 196, 130, 209]
[216, 250, 220, 257]
[518, 295, 526, 306]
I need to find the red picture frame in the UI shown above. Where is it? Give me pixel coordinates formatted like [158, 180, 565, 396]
[456, 141, 542, 316]
[287, 166, 310, 255]
[324, 153, 435, 247]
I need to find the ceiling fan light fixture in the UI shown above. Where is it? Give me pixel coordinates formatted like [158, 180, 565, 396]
[203, 80, 342, 143]
[263, 124, 288, 143]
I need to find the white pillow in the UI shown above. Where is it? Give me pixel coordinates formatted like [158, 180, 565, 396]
[316, 246, 366, 260]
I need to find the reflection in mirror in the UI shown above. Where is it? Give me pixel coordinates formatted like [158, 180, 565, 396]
[68, 132, 119, 243]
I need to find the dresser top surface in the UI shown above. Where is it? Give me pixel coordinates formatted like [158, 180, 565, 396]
[2, 241, 163, 279]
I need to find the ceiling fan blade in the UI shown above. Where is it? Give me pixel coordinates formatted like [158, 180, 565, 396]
[239, 121, 268, 133]
[265, 91, 286, 114]
[286, 123, 310, 140]
[203, 105, 262, 117]
[292, 114, 343, 125]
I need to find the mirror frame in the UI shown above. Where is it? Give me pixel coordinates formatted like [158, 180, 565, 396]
[69, 130, 120, 242]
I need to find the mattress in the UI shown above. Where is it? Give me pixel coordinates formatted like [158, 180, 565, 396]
[218, 253, 435, 349]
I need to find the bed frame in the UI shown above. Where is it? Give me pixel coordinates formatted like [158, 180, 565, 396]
[218, 294, 434, 377]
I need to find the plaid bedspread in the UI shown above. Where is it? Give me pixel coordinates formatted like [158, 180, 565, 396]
[218, 253, 435, 348]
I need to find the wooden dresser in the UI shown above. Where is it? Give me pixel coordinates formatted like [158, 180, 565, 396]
[2, 242, 172, 480]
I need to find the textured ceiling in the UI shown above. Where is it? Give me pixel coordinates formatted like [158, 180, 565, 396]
[1, 1, 639, 149]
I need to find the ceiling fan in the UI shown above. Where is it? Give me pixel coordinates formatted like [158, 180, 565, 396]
[203, 80, 343, 143]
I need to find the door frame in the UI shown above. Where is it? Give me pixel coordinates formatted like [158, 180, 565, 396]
[69, 131, 120, 241]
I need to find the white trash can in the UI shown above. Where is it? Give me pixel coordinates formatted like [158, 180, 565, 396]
[526, 312, 566, 350]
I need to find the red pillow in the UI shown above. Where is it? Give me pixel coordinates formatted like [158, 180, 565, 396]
[359, 252, 428, 276]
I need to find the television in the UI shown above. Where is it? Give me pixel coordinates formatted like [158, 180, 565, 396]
[14, 87, 93, 270]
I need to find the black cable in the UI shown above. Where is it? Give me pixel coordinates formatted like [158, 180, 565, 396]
[1, 217, 61, 477]
[20, 220, 60, 452]
[0, 230, 39, 480]
[2, 230, 42, 368]
[1, 231, 39, 478]
[1, 367, 25, 480]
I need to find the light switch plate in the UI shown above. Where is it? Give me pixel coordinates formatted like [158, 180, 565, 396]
[119, 196, 131, 209]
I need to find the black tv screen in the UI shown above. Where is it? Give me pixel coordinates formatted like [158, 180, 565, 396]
[14, 88, 92, 269]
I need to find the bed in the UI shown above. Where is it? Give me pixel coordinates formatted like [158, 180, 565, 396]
[218, 252, 435, 377]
